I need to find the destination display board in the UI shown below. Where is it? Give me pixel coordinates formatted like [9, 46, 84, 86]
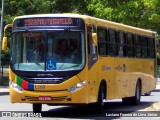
[16, 17, 81, 27]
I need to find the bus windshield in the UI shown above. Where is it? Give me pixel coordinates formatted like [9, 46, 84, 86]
[11, 31, 85, 71]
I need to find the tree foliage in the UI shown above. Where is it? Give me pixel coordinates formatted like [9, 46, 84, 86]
[2, 0, 160, 33]
[87, 0, 160, 33]
[3, 0, 50, 24]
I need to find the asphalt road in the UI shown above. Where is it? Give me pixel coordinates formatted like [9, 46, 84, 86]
[0, 88, 160, 120]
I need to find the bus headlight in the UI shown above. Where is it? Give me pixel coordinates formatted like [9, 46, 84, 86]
[9, 81, 24, 93]
[68, 80, 87, 93]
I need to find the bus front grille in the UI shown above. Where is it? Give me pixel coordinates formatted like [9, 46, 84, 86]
[22, 76, 71, 84]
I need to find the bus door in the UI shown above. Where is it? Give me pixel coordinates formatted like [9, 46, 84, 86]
[87, 25, 99, 102]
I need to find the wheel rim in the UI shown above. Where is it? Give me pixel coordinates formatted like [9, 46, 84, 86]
[102, 91, 104, 106]
[101, 86, 105, 106]
[136, 83, 140, 100]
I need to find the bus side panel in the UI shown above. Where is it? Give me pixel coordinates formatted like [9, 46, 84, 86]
[141, 59, 151, 94]
[142, 59, 156, 94]
[98, 57, 117, 100]
[115, 58, 131, 99]
[130, 59, 142, 97]
[86, 58, 102, 103]
[130, 59, 156, 96]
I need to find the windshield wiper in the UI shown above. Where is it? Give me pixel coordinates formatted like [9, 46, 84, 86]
[61, 64, 80, 70]
[35, 62, 44, 70]
[58, 63, 65, 70]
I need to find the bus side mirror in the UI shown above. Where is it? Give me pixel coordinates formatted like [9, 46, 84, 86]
[92, 33, 97, 46]
[2, 37, 7, 51]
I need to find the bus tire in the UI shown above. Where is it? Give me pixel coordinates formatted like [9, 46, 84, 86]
[132, 81, 141, 105]
[94, 83, 105, 113]
[33, 104, 42, 113]
[144, 91, 151, 96]
[122, 81, 141, 105]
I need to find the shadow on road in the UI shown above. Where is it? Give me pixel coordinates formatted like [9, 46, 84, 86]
[41, 101, 155, 119]
[153, 89, 160, 92]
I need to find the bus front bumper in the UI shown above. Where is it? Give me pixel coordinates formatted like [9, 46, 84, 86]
[9, 83, 88, 104]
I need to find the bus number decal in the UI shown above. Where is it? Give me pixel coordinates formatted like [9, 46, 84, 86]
[35, 85, 45, 90]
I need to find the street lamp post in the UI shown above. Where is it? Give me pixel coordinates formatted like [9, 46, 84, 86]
[0, 0, 4, 74]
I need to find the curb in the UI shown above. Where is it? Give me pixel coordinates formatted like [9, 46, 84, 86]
[0, 87, 9, 96]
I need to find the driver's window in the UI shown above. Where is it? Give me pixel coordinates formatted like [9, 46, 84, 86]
[87, 26, 97, 55]
[87, 25, 98, 69]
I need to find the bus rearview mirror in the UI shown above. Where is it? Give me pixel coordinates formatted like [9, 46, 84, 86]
[92, 33, 97, 46]
[2, 37, 7, 51]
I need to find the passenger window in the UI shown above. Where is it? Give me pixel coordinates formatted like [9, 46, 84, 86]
[141, 36, 148, 58]
[134, 35, 141, 58]
[108, 29, 117, 56]
[118, 31, 126, 57]
[127, 33, 132, 45]
[108, 29, 116, 43]
[126, 33, 133, 57]
[148, 38, 155, 58]
[97, 26, 108, 56]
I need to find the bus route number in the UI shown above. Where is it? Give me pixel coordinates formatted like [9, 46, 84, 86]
[35, 85, 45, 90]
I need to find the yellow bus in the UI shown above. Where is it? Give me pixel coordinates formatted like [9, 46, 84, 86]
[2, 13, 156, 113]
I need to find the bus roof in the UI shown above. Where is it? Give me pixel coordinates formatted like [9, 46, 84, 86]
[14, 13, 155, 37]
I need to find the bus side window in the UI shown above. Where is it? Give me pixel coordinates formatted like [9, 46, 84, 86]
[134, 35, 141, 58]
[126, 33, 133, 57]
[97, 26, 108, 56]
[118, 31, 126, 57]
[87, 25, 98, 69]
[108, 29, 117, 56]
[87, 26, 97, 55]
[141, 36, 148, 58]
[148, 38, 155, 58]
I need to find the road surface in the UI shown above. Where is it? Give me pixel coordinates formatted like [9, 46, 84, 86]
[0, 88, 160, 120]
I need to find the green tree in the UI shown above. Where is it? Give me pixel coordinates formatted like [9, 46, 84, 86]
[1, 0, 50, 64]
[4, 0, 50, 24]
[87, 0, 160, 33]
[49, 0, 89, 14]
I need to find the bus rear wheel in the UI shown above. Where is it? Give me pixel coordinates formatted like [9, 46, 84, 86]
[122, 81, 141, 105]
[33, 104, 42, 113]
[144, 91, 151, 96]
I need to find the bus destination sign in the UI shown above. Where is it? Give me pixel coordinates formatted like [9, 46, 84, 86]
[16, 17, 80, 27]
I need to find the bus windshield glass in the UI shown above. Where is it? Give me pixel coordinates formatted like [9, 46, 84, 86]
[11, 31, 85, 71]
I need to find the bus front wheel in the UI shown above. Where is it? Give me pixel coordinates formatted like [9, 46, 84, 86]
[33, 104, 42, 113]
[93, 83, 105, 113]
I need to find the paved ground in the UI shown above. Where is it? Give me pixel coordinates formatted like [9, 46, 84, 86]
[0, 87, 9, 95]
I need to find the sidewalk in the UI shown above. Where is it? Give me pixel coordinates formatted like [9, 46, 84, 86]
[0, 87, 9, 95]
[156, 84, 160, 89]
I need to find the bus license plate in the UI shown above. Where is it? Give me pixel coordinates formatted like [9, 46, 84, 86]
[39, 96, 52, 101]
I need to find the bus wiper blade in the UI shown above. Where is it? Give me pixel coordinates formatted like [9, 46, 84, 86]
[61, 64, 80, 70]
[35, 62, 44, 70]
[58, 63, 64, 70]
